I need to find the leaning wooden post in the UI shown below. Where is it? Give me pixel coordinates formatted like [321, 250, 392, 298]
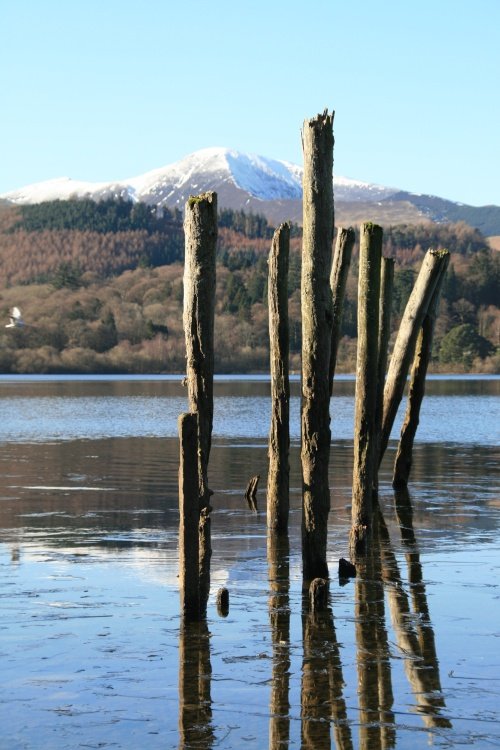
[178, 412, 200, 620]
[329, 226, 355, 393]
[378, 249, 450, 466]
[350, 223, 382, 557]
[373, 256, 395, 495]
[183, 191, 217, 614]
[267, 222, 290, 533]
[392, 253, 449, 488]
[301, 110, 335, 582]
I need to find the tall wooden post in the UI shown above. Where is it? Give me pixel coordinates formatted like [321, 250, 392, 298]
[392, 254, 449, 488]
[329, 226, 355, 393]
[183, 191, 217, 614]
[378, 249, 450, 466]
[301, 110, 335, 582]
[267, 222, 290, 533]
[178, 412, 200, 620]
[350, 223, 382, 557]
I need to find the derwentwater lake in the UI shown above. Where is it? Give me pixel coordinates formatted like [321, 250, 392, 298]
[1, 374, 499, 749]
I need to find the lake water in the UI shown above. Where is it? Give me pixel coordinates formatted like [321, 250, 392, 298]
[1, 375, 499, 749]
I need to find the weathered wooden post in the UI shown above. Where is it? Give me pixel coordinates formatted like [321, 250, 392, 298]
[267, 222, 290, 532]
[350, 223, 382, 558]
[378, 249, 450, 466]
[183, 191, 217, 614]
[376, 257, 395, 430]
[373, 256, 395, 495]
[301, 110, 335, 582]
[392, 253, 449, 488]
[329, 226, 355, 392]
[178, 412, 200, 620]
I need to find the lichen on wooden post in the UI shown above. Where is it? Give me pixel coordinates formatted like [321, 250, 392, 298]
[350, 222, 383, 558]
[267, 222, 290, 533]
[183, 191, 217, 615]
[392, 253, 450, 488]
[378, 249, 450, 466]
[329, 226, 355, 393]
[178, 412, 200, 620]
[300, 110, 335, 582]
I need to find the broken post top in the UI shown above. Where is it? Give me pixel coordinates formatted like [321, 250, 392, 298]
[184, 192, 218, 242]
[302, 109, 335, 140]
[360, 221, 383, 240]
[186, 191, 217, 208]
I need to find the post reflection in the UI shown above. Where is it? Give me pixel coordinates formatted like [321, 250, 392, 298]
[354, 516, 395, 750]
[267, 533, 291, 750]
[378, 503, 451, 730]
[178, 620, 214, 750]
[301, 586, 352, 750]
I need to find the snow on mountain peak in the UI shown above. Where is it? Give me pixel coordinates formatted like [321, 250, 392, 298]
[0, 147, 397, 207]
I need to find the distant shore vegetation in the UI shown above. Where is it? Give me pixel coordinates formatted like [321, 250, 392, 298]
[0, 198, 498, 374]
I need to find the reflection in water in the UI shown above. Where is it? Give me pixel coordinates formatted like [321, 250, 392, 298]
[3, 378, 496, 748]
[377, 505, 451, 731]
[301, 587, 352, 750]
[178, 621, 214, 750]
[109, 475, 448, 749]
[355, 517, 395, 750]
[267, 534, 291, 749]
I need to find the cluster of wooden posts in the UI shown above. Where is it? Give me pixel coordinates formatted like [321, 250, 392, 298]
[178, 111, 449, 621]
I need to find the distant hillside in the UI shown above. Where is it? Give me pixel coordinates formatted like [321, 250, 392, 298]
[0, 199, 498, 375]
[2, 147, 499, 235]
[0, 198, 491, 287]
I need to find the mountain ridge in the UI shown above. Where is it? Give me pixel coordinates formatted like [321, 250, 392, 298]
[2, 147, 499, 235]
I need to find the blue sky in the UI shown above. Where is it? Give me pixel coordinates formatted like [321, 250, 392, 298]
[1, 0, 498, 206]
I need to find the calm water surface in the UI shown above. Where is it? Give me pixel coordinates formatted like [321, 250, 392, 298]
[1, 375, 499, 749]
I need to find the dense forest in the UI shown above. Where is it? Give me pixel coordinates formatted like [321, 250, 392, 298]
[0, 198, 498, 374]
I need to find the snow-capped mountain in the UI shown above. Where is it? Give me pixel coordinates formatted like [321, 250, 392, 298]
[0, 147, 397, 208]
[2, 147, 499, 235]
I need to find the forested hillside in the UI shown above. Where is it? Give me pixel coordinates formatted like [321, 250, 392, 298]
[0, 199, 498, 373]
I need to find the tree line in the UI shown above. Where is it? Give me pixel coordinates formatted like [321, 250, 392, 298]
[0, 198, 498, 373]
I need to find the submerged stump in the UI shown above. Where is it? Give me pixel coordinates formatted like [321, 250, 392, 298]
[178, 412, 200, 620]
